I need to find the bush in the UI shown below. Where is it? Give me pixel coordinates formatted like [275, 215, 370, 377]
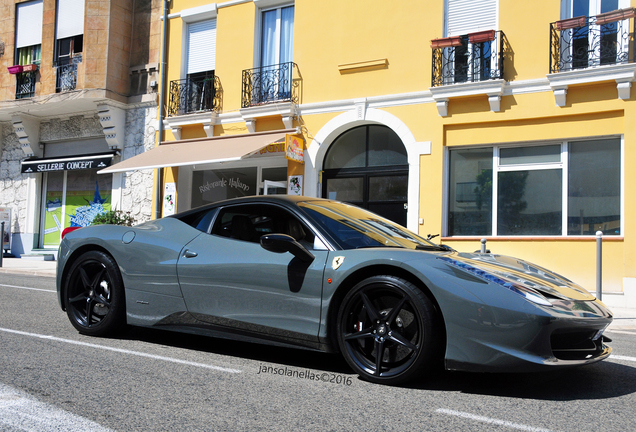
[92, 210, 135, 227]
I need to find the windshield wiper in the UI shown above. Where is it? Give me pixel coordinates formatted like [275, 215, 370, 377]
[416, 244, 454, 252]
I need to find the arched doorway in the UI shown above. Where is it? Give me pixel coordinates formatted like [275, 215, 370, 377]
[322, 125, 409, 226]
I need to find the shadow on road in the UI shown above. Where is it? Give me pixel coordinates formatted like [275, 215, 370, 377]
[118, 326, 352, 374]
[115, 326, 636, 400]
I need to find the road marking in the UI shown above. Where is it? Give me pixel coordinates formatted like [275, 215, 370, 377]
[0, 283, 55, 293]
[609, 355, 636, 362]
[0, 327, 242, 374]
[0, 382, 114, 432]
[608, 329, 636, 336]
[435, 408, 555, 432]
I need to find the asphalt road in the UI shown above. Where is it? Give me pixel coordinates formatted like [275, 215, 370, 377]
[1, 273, 636, 432]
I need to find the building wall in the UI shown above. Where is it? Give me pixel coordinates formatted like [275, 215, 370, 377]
[156, 0, 635, 295]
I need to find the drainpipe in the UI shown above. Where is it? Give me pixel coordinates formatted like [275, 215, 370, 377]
[155, 0, 169, 220]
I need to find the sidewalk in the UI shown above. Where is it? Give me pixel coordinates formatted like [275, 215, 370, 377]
[1, 256, 635, 330]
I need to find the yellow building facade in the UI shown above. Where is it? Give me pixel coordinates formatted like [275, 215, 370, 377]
[106, 0, 636, 300]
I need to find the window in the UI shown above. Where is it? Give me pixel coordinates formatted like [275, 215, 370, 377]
[447, 138, 621, 236]
[56, 35, 83, 66]
[260, 5, 294, 69]
[211, 204, 314, 247]
[438, 0, 499, 84]
[15, 0, 43, 99]
[559, 0, 629, 69]
[55, 0, 84, 92]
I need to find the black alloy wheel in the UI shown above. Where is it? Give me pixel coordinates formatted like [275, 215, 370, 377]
[337, 275, 438, 384]
[64, 250, 126, 336]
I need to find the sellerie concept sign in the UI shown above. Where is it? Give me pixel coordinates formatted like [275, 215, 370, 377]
[21, 154, 113, 173]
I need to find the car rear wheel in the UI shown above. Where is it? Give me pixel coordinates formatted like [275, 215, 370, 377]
[64, 251, 126, 336]
[336, 275, 439, 385]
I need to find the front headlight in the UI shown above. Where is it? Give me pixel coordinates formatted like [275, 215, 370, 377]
[438, 256, 553, 307]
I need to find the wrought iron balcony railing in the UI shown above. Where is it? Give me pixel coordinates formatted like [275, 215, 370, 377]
[431, 30, 505, 87]
[56, 54, 82, 93]
[550, 8, 636, 73]
[242, 62, 298, 108]
[16, 71, 37, 99]
[167, 74, 220, 117]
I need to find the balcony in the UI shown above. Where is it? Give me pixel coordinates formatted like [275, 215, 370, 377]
[167, 74, 220, 117]
[550, 9, 635, 74]
[431, 30, 505, 87]
[241, 62, 298, 108]
[15, 71, 37, 99]
[56, 55, 82, 93]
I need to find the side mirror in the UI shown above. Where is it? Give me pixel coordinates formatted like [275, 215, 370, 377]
[260, 234, 315, 263]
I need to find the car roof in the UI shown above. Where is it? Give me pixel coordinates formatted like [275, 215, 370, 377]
[168, 195, 327, 220]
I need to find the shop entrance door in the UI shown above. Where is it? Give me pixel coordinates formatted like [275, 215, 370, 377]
[40, 170, 112, 248]
[322, 125, 408, 226]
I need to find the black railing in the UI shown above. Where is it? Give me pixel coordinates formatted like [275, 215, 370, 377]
[56, 55, 81, 93]
[167, 75, 220, 116]
[16, 71, 37, 99]
[550, 10, 635, 73]
[242, 62, 298, 108]
[431, 30, 505, 87]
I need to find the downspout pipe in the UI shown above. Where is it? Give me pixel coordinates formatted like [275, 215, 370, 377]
[155, 0, 169, 219]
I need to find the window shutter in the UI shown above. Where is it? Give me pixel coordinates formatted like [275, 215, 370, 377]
[16, 0, 43, 48]
[186, 19, 217, 75]
[447, 0, 498, 36]
[56, 0, 85, 40]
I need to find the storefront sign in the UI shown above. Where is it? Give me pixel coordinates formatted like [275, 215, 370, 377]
[0, 207, 11, 250]
[285, 134, 305, 164]
[21, 154, 114, 173]
[288, 175, 303, 196]
[163, 182, 176, 216]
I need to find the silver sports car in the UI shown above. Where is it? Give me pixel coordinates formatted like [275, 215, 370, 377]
[56, 195, 612, 385]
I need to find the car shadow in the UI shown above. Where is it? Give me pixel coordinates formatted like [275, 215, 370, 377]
[407, 360, 636, 401]
[117, 326, 352, 374]
[115, 326, 636, 400]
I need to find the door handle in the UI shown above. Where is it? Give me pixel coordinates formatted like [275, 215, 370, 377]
[184, 250, 198, 258]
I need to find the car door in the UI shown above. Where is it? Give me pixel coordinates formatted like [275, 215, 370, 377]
[176, 202, 328, 342]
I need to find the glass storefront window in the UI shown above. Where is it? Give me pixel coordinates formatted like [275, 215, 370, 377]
[192, 167, 257, 207]
[41, 170, 112, 248]
[447, 138, 621, 236]
[448, 148, 493, 236]
[568, 139, 621, 235]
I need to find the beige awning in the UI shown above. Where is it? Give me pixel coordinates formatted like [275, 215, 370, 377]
[98, 129, 296, 174]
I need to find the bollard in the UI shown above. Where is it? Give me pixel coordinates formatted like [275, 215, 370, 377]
[596, 230, 602, 301]
[480, 238, 487, 253]
[0, 221, 4, 268]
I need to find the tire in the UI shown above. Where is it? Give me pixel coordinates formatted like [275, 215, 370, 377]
[64, 250, 126, 336]
[336, 275, 439, 385]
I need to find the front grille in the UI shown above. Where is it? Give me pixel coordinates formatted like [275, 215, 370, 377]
[551, 328, 604, 360]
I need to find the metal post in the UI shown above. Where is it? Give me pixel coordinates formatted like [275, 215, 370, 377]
[0, 221, 4, 267]
[596, 230, 603, 301]
[480, 238, 487, 253]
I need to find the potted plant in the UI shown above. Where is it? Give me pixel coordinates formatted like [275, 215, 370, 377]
[22, 64, 38, 72]
[91, 210, 136, 226]
[7, 65, 23, 74]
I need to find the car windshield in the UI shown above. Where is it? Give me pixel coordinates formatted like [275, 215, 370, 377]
[299, 200, 439, 250]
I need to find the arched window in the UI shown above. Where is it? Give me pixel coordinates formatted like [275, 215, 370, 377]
[322, 125, 409, 226]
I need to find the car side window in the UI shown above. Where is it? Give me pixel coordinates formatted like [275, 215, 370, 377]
[211, 204, 315, 246]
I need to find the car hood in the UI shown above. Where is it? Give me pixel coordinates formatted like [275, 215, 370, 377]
[441, 252, 596, 302]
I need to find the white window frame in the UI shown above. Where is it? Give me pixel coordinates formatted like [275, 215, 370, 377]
[560, 0, 630, 69]
[253, 1, 294, 69]
[444, 137, 624, 237]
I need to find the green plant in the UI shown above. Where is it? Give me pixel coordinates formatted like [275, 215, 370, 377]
[91, 210, 135, 227]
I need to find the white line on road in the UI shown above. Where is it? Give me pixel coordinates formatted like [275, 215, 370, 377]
[0, 382, 114, 432]
[0, 327, 242, 374]
[435, 408, 555, 432]
[609, 355, 636, 362]
[0, 283, 55, 293]
[608, 329, 636, 336]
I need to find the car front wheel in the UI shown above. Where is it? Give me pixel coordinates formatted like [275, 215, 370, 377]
[336, 275, 439, 385]
[64, 250, 126, 336]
